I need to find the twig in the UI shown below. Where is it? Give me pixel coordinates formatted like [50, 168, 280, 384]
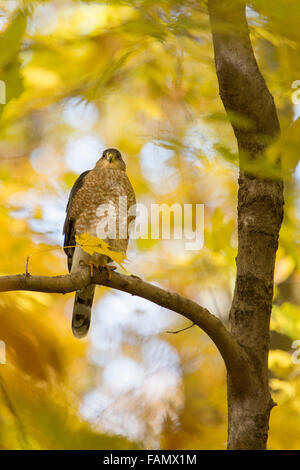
[166, 322, 195, 334]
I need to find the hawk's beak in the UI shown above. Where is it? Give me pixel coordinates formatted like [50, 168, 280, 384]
[107, 153, 113, 163]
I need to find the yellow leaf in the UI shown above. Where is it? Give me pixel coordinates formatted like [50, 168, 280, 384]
[75, 233, 127, 271]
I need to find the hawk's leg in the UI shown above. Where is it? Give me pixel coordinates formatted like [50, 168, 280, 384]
[72, 248, 113, 280]
[89, 259, 94, 277]
[97, 255, 113, 281]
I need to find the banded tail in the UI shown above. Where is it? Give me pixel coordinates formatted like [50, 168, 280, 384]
[72, 284, 95, 338]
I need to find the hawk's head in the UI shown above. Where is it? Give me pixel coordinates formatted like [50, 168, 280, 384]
[96, 148, 126, 171]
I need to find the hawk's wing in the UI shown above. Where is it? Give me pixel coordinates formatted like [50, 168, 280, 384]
[63, 170, 90, 272]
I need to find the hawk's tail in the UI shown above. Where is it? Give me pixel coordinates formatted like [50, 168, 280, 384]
[72, 284, 95, 338]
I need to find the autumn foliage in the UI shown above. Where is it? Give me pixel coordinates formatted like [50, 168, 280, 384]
[0, 0, 300, 450]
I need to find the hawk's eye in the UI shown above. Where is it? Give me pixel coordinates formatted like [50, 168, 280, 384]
[117, 153, 121, 159]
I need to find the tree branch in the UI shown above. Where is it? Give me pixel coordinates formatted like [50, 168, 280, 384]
[0, 268, 252, 389]
[208, 0, 280, 158]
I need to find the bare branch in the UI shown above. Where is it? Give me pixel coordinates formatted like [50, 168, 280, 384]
[208, 0, 280, 158]
[0, 268, 252, 388]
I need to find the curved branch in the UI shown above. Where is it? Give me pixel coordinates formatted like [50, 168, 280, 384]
[0, 268, 252, 389]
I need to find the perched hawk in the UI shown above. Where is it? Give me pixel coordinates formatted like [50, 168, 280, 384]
[63, 148, 136, 338]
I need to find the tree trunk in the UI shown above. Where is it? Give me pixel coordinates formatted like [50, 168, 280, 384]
[208, 0, 284, 449]
[227, 173, 283, 449]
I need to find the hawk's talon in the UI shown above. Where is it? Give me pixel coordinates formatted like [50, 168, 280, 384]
[89, 259, 94, 277]
[78, 259, 95, 278]
[103, 265, 112, 281]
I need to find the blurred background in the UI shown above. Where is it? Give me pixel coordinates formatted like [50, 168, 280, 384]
[0, 0, 300, 450]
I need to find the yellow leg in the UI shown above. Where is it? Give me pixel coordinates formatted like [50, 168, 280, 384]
[97, 256, 112, 280]
[103, 265, 112, 281]
[89, 259, 94, 277]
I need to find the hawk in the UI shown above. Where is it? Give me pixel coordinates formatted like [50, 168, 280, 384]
[63, 148, 136, 338]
